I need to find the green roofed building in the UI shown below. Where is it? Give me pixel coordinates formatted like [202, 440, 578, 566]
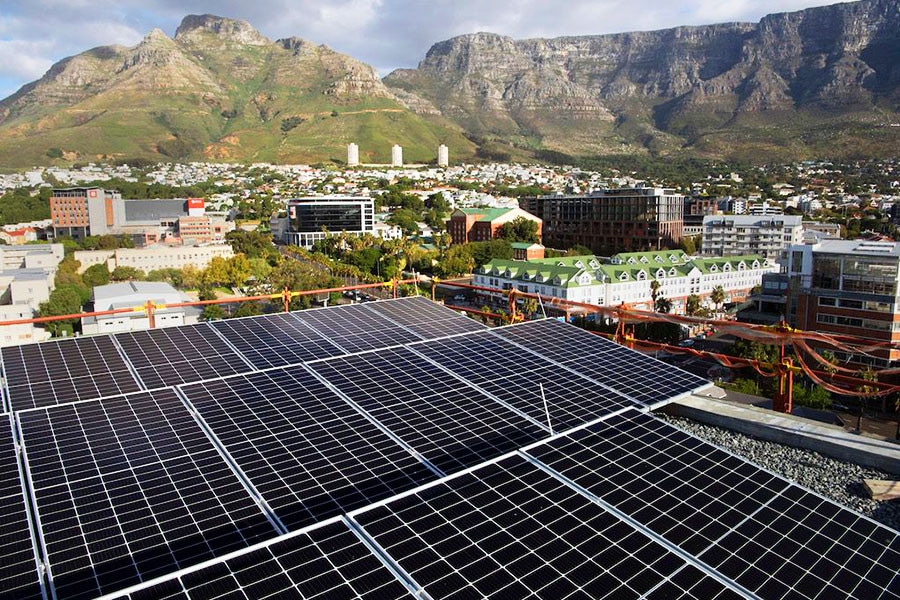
[448, 207, 542, 245]
[474, 250, 777, 314]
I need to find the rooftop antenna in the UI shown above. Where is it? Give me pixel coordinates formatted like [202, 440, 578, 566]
[540, 382, 553, 435]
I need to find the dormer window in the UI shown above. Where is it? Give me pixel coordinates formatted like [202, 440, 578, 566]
[556, 261, 565, 267]
[752, 260, 760, 269]
[738, 261, 746, 270]
[619, 272, 629, 281]
[668, 268, 677, 276]
[710, 264, 719, 272]
[636, 270, 647, 281]
[723, 263, 732, 272]
[654, 255, 663, 263]
[640, 256, 649, 263]
[574, 260, 584, 268]
[627, 258, 636, 265]
[589, 259, 600, 269]
[656, 268, 666, 278]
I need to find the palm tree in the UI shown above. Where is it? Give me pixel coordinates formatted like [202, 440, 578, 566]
[711, 285, 726, 316]
[650, 280, 660, 310]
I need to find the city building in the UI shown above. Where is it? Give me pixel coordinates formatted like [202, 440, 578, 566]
[347, 143, 359, 167]
[802, 221, 843, 239]
[0, 227, 38, 245]
[511, 242, 545, 261]
[391, 145, 403, 167]
[447, 207, 542, 245]
[50, 188, 232, 244]
[437, 144, 449, 167]
[82, 281, 200, 335]
[701, 215, 803, 262]
[283, 196, 375, 248]
[520, 188, 684, 254]
[788, 239, 900, 366]
[0, 304, 51, 346]
[0, 244, 65, 271]
[75, 244, 235, 275]
[474, 251, 776, 314]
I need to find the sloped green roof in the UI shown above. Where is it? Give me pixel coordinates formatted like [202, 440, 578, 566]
[611, 250, 691, 268]
[456, 207, 516, 222]
[479, 259, 597, 288]
[690, 254, 768, 274]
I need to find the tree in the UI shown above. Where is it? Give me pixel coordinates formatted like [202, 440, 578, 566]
[654, 295, 672, 314]
[226, 254, 252, 288]
[225, 230, 276, 261]
[38, 285, 84, 337]
[82, 263, 111, 288]
[650, 280, 661, 307]
[498, 217, 540, 243]
[201, 304, 224, 321]
[566, 245, 593, 256]
[711, 285, 726, 315]
[110, 266, 143, 282]
[203, 256, 231, 287]
[685, 294, 701, 316]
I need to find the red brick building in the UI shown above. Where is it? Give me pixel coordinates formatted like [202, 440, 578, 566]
[447, 207, 542, 245]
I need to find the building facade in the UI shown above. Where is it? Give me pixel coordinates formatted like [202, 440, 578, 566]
[391, 145, 403, 167]
[437, 144, 449, 167]
[347, 143, 359, 167]
[50, 189, 232, 244]
[283, 196, 375, 248]
[75, 244, 235, 275]
[474, 251, 776, 314]
[82, 281, 199, 335]
[701, 215, 803, 262]
[447, 207, 542, 245]
[788, 239, 900, 365]
[520, 188, 684, 254]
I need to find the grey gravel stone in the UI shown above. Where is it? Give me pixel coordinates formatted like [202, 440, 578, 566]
[657, 413, 900, 532]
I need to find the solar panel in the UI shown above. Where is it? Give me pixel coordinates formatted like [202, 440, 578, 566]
[179, 367, 438, 531]
[494, 319, 710, 404]
[411, 331, 641, 431]
[113, 519, 416, 600]
[1, 336, 142, 412]
[362, 296, 487, 339]
[525, 410, 900, 600]
[307, 347, 547, 474]
[353, 454, 743, 599]
[0, 417, 44, 600]
[113, 323, 253, 390]
[210, 312, 346, 369]
[294, 303, 422, 354]
[18, 389, 278, 600]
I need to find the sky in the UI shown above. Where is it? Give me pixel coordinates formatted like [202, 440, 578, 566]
[0, 0, 849, 100]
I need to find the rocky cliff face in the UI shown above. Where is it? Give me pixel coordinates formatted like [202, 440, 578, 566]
[385, 0, 900, 158]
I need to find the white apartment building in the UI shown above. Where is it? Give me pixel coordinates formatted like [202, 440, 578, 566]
[347, 143, 359, 167]
[0, 305, 51, 347]
[474, 251, 777, 315]
[391, 145, 403, 167]
[701, 215, 803, 262]
[438, 144, 449, 167]
[75, 244, 235, 274]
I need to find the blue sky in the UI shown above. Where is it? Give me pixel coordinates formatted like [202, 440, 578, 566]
[0, 0, 847, 101]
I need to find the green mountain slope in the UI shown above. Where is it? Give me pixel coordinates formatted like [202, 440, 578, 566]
[0, 15, 473, 167]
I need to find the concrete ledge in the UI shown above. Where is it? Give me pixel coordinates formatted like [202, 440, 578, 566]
[660, 394, 900, 475]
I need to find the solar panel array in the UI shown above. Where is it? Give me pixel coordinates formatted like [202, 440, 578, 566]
[0, 296, 896, 600]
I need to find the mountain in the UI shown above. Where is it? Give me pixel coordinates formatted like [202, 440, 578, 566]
[0, 15, 473, 168]
[1, 2, 899, 167]
[384, 0, 900, 161]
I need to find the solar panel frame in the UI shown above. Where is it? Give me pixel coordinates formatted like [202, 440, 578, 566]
[524, 409, 900, 600]
[113, 323, 255, 390]
[178, 365, 439, 531]
[107, 517, 418, 600]
[209, 312, 348, 369]
[293, 303, 424, 354]
[493, 319, 711, 405]
[0, 415, 45, 600]
[409, 330, 642, 431]
[361, 296, 488, 339]
[1, 336, 143, 412]
[351, 454, 745, 600]
[17, 389, 279, 600]
[305, 347, 548, 475]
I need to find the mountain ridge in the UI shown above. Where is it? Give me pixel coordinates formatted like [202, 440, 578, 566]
[1, 1, 898, 167]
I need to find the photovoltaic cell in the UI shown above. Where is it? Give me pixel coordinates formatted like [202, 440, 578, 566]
[179, 367, 438, 531]
[412, 331, 640, 430]
[18, 390, 277, 600]
[354, 455, 743, 600]
[0, 417, 43, 600]
[1, 336, 142, 412]
[494, 319, 709, 404]
[115, 520, 415, 600]
[295, 303, 422, 354]
[113, 324, 251, 390]
[362, 296, 487, 339]
[307, 347, 546, 474]
[526, 410, 900, 600]
[210, 313, 346, 369]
